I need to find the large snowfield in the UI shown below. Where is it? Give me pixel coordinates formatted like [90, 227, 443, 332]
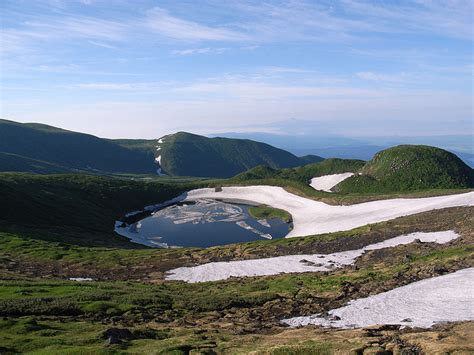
[183, 186, 474, 237]
[310, 172, 354, 192]
[283, 268, 474, 329]
[165, 231, 459, 282]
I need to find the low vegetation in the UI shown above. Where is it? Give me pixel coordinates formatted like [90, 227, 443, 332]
[1, 206, 472, 353]
[156, 131, 323, 178]
[335, 145, 474, 193]
[233, 158, 364, 183]
[0, 173, 208, 247]
[0, 119, 156, 174]
[248, 205, 292, 223]
[0, 146, 473, 352]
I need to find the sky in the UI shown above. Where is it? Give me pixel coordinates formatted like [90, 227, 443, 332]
[1, 0, 473, 139]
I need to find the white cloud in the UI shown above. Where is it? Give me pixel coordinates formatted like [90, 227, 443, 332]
[342, 0, 473, 40]
[171, 47, 229, 56]
[146, 7, 248, 41]
[69, 82, 167, 90]
[4, 1, 469, 59]
[8, 91, 471, 138]
[356, 71, 411, 83]
[38, 64, 82, 73]
[24, 16, 128, 41]
[174, 80, 386, 100]
[87, 41, 117, 49]
[421, 64, 474, 74]
[262, 66, 312, 74]
[67, 73, 384, 100]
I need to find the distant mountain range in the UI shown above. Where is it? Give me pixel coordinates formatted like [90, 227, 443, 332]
[0, 120, 323, 177]
[2, 119, 471, 180]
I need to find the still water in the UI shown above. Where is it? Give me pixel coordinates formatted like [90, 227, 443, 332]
[124, 199, 291, 248]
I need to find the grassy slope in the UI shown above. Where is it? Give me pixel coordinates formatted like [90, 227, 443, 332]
[0, 206, 472, 353]
[2, 206, 471, 280]
[0, 172, 473, 353]
[159, 132, 323, 178]
[335, 145, 474, 193]
[233, 158, 365, 183]
[0, 119, 156, 174]
[0, 120, 326, 177]
[248, 205, 292, 223]
[0, 172, 470, 250]
[0, 173, 206, 247]
[0, 152, 71, 174]
[230, 155, 473, 204]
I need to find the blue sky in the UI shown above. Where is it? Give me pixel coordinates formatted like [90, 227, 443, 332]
[1, 0, 472, 138]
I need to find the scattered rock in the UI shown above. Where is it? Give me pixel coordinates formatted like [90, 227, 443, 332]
[102, 327, 132, 341]
[433, 266, 448, 275]
[362, 346, 391, 355]
[105, 336, 121, 345]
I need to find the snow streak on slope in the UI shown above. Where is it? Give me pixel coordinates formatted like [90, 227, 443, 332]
[310, 173, 354, 192]
[155, 136, 166, 175]
[165, 231, 459, 283]
[283, 268, 474, 329]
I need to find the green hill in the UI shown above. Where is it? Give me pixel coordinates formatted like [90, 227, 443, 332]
[0, 120, 323, 177]
[111, 138, 157, 154]
[0, 119, 156, 174]
[234, 158, 365, 183]
[0, 152, 72, 174]
[0, 173, 199, 247]
[156, 132, 324, 178]
[334, 145, 474, 192]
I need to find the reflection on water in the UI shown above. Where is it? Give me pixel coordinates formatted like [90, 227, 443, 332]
[122, 199, 291, 248]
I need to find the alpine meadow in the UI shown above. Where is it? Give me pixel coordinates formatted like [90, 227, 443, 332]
[1, 1, 473, 354]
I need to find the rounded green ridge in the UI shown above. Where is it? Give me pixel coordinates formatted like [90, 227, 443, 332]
[334, 145, 474, 193]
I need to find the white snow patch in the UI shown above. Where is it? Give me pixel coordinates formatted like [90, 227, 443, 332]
[182, 186, 474, 238]
[114, 221, 170, 248]
[165, 231, 459, 283]
[157, 199, 245, 225]
[257, 219, 271, 228]
[69, 277, 93, 282]
[125, 210, 142, 218]
[310, 173, 354, 192]
[236, 221, 272, 239]
[283, 268, 474, 329]
[144, 193, 187, 211]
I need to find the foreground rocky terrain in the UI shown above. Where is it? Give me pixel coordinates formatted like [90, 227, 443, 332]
[1, 204, 473, 353]
[0, 156, 473, 353]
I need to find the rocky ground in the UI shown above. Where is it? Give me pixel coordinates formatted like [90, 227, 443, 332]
[1, 206, 472, 353]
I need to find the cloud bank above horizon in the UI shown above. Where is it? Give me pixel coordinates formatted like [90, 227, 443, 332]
[1, 0, 472, 139]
